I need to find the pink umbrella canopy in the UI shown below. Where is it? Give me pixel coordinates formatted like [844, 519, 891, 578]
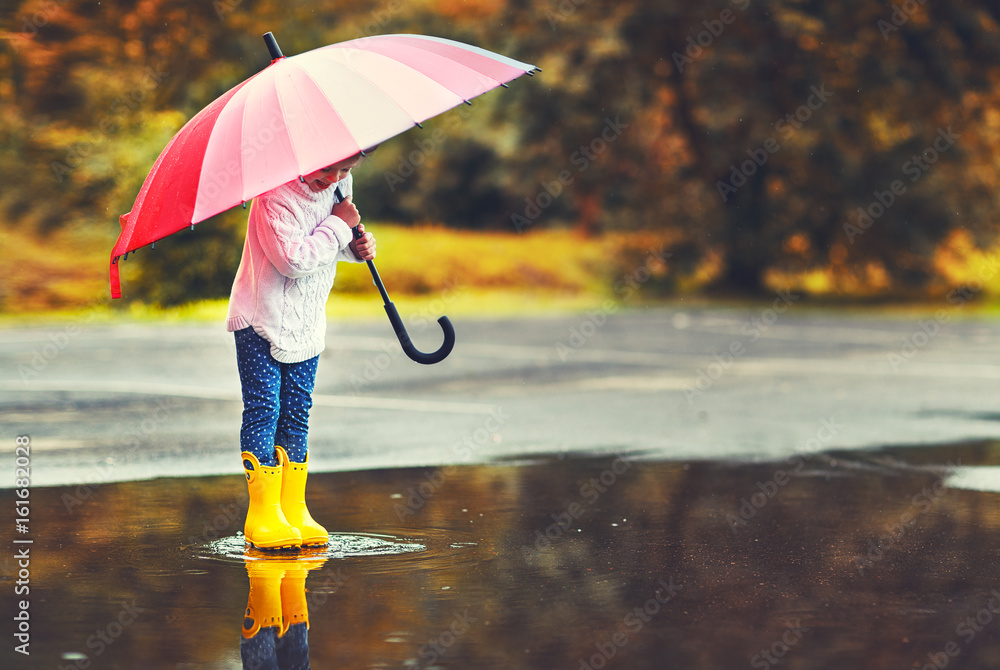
[110, 33, 537, 297]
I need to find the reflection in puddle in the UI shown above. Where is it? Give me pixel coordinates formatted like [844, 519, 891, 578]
[6, 443, 1000, 669]
[239, 554, 324, 670]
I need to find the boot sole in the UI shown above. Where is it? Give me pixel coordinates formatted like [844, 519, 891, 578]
[247, 541, 301, 551]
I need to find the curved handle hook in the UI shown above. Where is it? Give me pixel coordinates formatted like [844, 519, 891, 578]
[384, 303, 455, 365]
[344, 191, 454, 365]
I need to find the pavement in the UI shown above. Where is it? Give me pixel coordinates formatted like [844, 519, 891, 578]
[3, 303, 1000, 487]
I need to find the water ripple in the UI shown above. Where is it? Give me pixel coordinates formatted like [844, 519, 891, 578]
[198, 531, 428, 563]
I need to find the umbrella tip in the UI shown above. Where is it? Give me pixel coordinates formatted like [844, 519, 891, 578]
[263, 32, 284, 61]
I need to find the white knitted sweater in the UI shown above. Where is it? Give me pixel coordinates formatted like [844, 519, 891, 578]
[226, 174, 362, 363]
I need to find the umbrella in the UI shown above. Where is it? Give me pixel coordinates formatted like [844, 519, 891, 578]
[110, 31, 537, 364]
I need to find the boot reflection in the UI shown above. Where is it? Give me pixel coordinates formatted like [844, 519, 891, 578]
[240, 550, 328, 670]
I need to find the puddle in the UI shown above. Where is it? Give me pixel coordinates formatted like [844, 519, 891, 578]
[199, 532, 428, 563]
[5, 445, 1000, 669]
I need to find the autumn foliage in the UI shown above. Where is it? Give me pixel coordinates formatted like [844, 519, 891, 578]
[3, 0, 1000, 306]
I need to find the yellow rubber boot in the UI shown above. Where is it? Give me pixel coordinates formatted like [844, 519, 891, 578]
[242, 452, 301, 550]
[276, 446, 329, 547]
[279, 555, 327, 635]
[242, 560, 291, 639]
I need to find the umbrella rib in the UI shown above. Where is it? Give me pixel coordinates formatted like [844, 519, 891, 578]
[238, 85, 251, 203]
[383, 48, 505, 101]
[386, 34, 536, 75]
[319, 54, 428, 131]
[354, 41, 524, 111]
[367, 35, 528, 88]
[285, 63, 365, 169]
[268, 64, 313, 181]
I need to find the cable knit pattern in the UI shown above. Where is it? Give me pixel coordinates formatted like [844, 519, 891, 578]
[226, 174, 362, 363]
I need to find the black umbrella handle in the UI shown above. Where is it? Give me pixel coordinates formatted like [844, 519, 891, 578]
[341, 189, 454, 364]
[383, 302, 456, 365]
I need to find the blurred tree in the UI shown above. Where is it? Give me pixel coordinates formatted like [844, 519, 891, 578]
[2, 0, 1000, 304]
[2, 0, 279, 303]
[498, 0, 1000, 294]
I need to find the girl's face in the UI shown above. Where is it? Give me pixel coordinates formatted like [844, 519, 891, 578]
[302, 155, 362, 192]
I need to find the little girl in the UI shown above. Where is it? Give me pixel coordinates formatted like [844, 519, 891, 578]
[227, 152, 376, 549]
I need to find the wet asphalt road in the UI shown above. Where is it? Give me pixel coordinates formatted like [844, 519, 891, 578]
[2, 304, 1000, 487]
[4, 304, 1000, 670]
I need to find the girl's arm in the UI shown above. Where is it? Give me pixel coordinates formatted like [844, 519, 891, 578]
[256, 196, 355, 278]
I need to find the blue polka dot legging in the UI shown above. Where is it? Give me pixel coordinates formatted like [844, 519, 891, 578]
[234, 327, 317, 466]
